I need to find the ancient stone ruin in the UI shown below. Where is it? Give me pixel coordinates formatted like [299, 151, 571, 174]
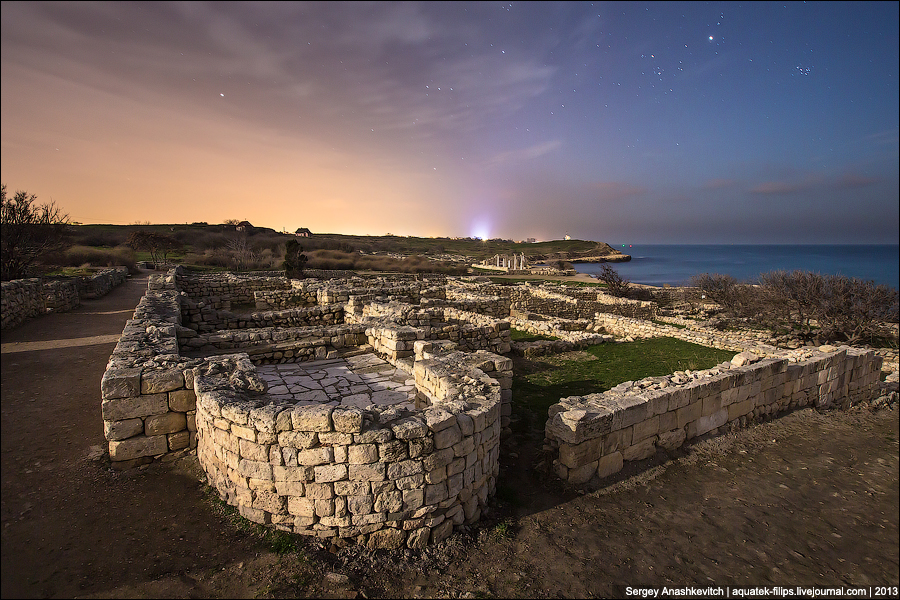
[97, 267, 890, 550]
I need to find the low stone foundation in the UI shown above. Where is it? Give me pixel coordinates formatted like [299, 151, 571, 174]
[545, 347, 884, 487]
[1, 267, 129, 330]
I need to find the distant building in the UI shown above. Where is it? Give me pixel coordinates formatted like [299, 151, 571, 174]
[235, 221, 254, 232]
[526, 238, 536, 243]
[564, 233, 571, 240]
[294, 227, 313, 237]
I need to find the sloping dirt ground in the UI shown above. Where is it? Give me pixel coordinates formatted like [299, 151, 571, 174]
[2, 271, 897, 599]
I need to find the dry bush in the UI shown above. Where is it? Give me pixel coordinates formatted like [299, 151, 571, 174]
[57, 245, 135, 268]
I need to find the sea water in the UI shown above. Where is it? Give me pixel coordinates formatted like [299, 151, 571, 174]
[574, 245, 899, 290]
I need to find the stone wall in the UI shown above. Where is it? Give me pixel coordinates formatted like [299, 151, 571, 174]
[1, 279, 44, 329]
[102, 268, 506, 549]
[180, 322, 368, 364]
[544, 347, 884, 487]
[1, 267, 129, 330]
[193, 344, 503, 549]
[101, 281, 202, 468]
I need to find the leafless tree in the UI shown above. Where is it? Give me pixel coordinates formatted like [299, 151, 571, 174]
[1, 184, 71, 280]
[226, 234, 257, 271]
[596, 263, 632, 298]
[126, 230, 181, 268]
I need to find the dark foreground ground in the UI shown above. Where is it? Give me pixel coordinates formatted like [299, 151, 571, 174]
[2, 271, 897, 599]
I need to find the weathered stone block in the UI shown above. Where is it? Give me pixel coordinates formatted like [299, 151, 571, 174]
[102, 393, 168, 421]
[145, 412, 186, 436]
[297, 447, 333, 466]
[332, 407, 364, 433]
[291, 405, 333, 432]
[168, 431, 190, 451]
[596, 451, 623, 478]
[101, 368, 142, 400]
[434, 424, 462, 449]
[314, 464, 348, 483]
[141, 369, 184, 394]
[109, 435, 168, 461]
[168, 389, 196, 412]
[104, 418, 144, 441]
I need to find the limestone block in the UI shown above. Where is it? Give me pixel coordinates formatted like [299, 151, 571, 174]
[168, 389, 196, 412]
[253, 491, 286, 514]
[423, 407, 456, 432]
[391, 417, 428, 439]
[275, 481, 305, 496]
[375, 490, 403, 513]
[347, 495, 375, 515]
[319, 432, 353, 446]
[102, 393, 168, 421]
[291, 405, 333, 432]
[452, 436, 475, 458]
[407, 527, 430, 550]
[558, 437, 604, 469]
[349, 463, 386, 482]
[278, 431, 318, 449]
[332, 407, 364, 433]
[239, 438, 269, 461]
[379, 440, 408, 462]
[408, 436, 434, 459]
[568, 461, 598, 485]
[314, 464, 348, 483]
[434, 424, 462, 450]
[288, 496, 315, 517]
[348, 444, 379, 464]
[145, 412, 187, 436]
[275, 408, 293, 432]
[231, 424, 256, 442]
[297, 447, 334, 466]
[305, 482, 335, 499]
[354, 428, 393, 444]
[387, 459, 424, 479]
[101, 368, 142, 400]
[314, 498, 335, 517]
[676, 401, 702, 429]
[425, 482, 448, 505]
[431, 519, 454, 544]
[109, 435, 168, 461]
[104, 418, 144, 441]
[221, 403, 250, 425]
[596, 451, 623, 479]
[632, 415, 660, 443]
[623, 436, 657, 461]
[689, 408, 728, 437]
[239, 459, 273, 480]
[395, 474, 425, 490]
[141, 369, 185, 394]
[335, 481, 370, 496]
[657, 428, 686, 451]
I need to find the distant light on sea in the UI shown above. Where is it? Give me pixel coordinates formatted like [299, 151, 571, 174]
[575, 244, 899, 290]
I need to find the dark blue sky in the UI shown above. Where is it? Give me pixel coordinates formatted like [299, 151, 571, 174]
[2, 1, 897, 243]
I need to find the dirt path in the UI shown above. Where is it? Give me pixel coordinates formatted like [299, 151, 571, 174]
[1, 272, 897, 599]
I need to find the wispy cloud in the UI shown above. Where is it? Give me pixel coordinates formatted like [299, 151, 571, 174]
[702, 178, 738, 190]
[487, 140, 562, 165]
[750, 181, 806, 195]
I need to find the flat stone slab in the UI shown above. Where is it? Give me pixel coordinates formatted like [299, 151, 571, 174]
[258, 355, 416, 410]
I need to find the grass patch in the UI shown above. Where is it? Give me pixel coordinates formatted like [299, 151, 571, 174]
[512, 337, 734, 429]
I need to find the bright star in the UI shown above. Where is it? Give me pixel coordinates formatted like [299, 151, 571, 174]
[708, 36, 714, 41]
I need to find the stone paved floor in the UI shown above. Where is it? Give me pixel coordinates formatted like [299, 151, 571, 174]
[257, 354, 417, 410]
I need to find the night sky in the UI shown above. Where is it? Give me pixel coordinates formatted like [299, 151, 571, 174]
[2, 1, 897, 244]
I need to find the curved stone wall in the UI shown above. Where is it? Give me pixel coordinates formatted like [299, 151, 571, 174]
[193, 350, 502, 549]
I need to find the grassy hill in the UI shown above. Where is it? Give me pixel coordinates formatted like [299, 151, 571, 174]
[56, 223, 626, 275]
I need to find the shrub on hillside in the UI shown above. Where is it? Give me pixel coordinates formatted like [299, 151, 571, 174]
[60, 245, 136, 268]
